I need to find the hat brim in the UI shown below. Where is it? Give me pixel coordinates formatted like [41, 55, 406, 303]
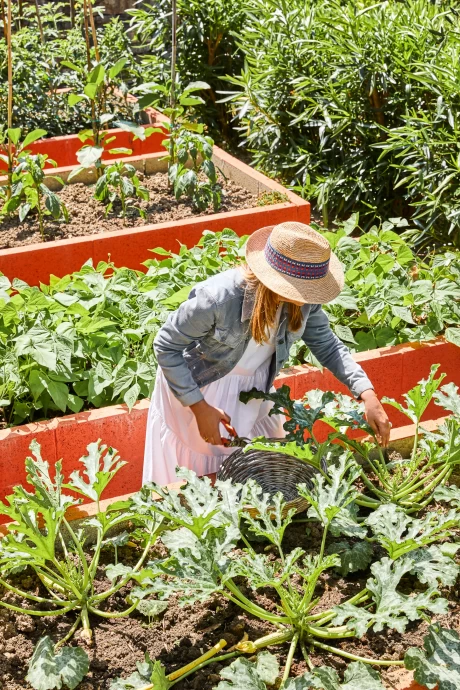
[245, 225, 344, 305]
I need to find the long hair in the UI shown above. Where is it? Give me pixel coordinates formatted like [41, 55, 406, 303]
[242, 265, 303, 344]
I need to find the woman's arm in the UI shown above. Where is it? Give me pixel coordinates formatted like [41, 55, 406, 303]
[154, 287, 231, 444]
[302, 305, 391, 445]
[154, 286, 216, 406]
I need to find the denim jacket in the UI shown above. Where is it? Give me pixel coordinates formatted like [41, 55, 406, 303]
[154, 268, 373, 406]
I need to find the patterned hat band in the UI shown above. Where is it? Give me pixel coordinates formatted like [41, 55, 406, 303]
[264, 239, 330, 280]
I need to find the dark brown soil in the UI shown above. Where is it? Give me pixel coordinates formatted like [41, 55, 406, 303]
[1, 520, 458, 690]
[0, 173, 257, 249]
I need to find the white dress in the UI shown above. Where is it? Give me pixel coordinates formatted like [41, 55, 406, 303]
[143, 318, 286, 486]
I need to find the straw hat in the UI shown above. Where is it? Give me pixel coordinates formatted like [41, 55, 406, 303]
[245, 221, 344, 304]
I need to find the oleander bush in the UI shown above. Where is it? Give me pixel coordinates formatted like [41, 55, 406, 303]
[223, 0, 460, 245]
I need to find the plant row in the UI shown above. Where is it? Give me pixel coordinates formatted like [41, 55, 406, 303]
[1, 224, 460, 427]
[1, 367, 460, 688]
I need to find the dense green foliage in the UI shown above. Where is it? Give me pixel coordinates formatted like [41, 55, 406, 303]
[2, 374, 460, 688]
[128, 0, 246, 142]
[0, 12, 138, 137]
[223, 0, 460, 244]
[0, 230, 246, 427]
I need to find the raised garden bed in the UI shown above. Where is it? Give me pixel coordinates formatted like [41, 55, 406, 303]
[1, 338, 458, 510]
[2, 385, 456, 690]
[0, 111, 310, 286]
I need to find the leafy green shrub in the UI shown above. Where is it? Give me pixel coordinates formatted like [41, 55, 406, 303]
[0, 230, 247, 427]
[290, 217, 460, 366]
[127, 0, 246, 141]
[224, 0, 460, 243]
[0, 18, 139, 138]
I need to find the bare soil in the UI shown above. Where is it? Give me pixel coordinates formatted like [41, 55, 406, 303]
[1, 520, 458, 690]
[0, 173, 257, 249]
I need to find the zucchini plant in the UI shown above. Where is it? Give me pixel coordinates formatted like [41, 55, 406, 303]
[129, 465, 458, 686]
[0, 440, 164, 690]
[242, 365, 460, 513]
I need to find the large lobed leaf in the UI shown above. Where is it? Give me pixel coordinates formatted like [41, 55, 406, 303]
[26, 637, 89, 690]
[334, 557, 448, 637]
[405, 625, 460, 690]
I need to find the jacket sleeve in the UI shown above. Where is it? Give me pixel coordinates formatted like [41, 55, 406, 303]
[301, 304, 373, 399]
[154, 287, 216, 407]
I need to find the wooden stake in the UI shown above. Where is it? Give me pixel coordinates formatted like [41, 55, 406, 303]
[87, 0, 100, 62]
[34, 0, 45, 43]
[69, 0, 75, 28]
[6, 0, 13, 199]
[170, 0, 177, 111]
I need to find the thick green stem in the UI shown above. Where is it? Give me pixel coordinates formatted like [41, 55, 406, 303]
[0, 578, 69, 606]
[88, 598, 139, 619]
[0, 600, 75, 616]
[169, 652, 238, 687]
[54, 614, 82, 650]
[281, 632, 299, 686]
[225, 579, 291, 623]
[311, 639, 404, 666]
[63, 518, 90, 590]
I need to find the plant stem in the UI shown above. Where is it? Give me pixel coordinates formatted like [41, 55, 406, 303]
[34, 0, 44, 42]
[0, 600, 75, 616]
[63, 518, 90, 590]
[311, 639, 404, 666]
[0, 578, 69, 606]
[168, 639, 227, 681]
[88, 598, 139, 618]
[281, 632, 298, 686]
[169, 652, 238, 687]
[54, 614, 82, 650]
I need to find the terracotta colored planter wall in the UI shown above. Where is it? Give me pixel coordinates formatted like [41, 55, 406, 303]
[0, 142, 309, 286]
[1, 338, 457, 518]
[0, 122, 166, 174]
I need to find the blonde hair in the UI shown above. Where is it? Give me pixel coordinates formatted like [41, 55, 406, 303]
[242, 266, 303, 344]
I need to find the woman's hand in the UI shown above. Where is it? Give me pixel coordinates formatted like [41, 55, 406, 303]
[190, 399, 231, 446]
[360, 389, 391, 447]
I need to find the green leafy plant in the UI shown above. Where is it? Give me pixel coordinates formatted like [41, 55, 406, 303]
[135, 79, 222, 211]
[405, 625, 460, 690]
[242, 365, 460, 512]
[125, 463, 460, 685]
[289, 218, 460, 368]
[221, 0, 460, 242]
[0, 439, 164, 689]
[0, 229, 246, 427]
[94, 160, 149, 220]
[3, 152, 69, 239]
[0, 126, 47, 204]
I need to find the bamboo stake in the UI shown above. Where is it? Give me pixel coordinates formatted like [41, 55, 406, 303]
[34, 0, 45, 43]
[87, 0, 100, 62]
[17, 0, 23, 30]
[69, 0, 75, 28]
[6, 0, 13, 200]
[170, 0, 177, 111]
[169, 0, 177, 168]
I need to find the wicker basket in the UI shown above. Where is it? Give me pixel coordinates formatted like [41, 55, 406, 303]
[217, 447, 317, 516]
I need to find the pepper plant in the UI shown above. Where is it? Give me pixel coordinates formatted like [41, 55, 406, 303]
[3, 152, 69, 239]
[0, 126, 47, 205]
[94, 160, 149, 220]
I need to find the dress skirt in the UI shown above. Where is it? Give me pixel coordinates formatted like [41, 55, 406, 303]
[143, 356, 286, 486]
